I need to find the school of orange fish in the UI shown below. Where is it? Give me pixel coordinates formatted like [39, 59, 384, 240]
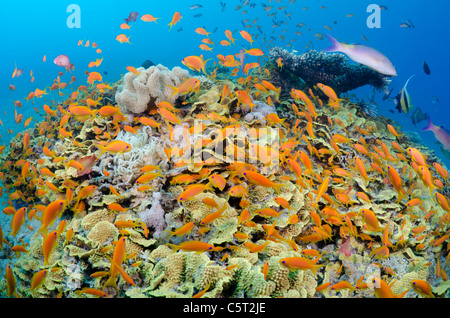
[1, 4, 449, 299]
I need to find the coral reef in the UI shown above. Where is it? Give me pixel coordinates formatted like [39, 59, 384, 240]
[0, 50, 449, 300]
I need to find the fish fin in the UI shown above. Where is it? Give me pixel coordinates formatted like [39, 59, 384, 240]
[272, 183, 285, 195]
[323, 34, 342, 52]
[421, 114, 433, 131]
[166, 243, 180, 252]
[166, 85, 179, 100]
[103, 274, 119, 292]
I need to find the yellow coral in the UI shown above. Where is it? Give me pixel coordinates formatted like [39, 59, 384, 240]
[87, 220, 119, 245]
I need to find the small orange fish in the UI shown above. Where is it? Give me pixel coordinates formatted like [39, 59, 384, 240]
[387, 165, 407, 202]
[103, 237, 127, 291]
[236, 90, 255, 111]
[126, 66, 140, 76]
[360, 209, 382, 232]
[168, 11, 182, 31]
[116, 34, 131, 44]
[10, 207, 27, 238]
[141, 14, 159, 23]
[43, 230, 58, 265]
[208, 174, 227, 191]
[30, 269, 48, 296]
[178, 183, 214, 202]
[242, 170, 285, 194]
[239, 30, 254, 46]
[165, 222, 195, 237]
[182, 55, 209, 75]
[224, 30, 236, 45]
[166, 240, 215, 253]
[279, 257, 323, 277]
[76, 288, 108, 298]
[96, 140, 132, 157]
[411, 279, 434, 298]
[5, 265, 16, 297]
[201, 208, 226, 225]
[158, 108, 182, 125]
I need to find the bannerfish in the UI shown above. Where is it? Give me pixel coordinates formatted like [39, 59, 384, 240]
[124, 12, 139, 24]
[323, 34, 397, 76]
[394, 75, 414, 114]
[382, 86, 394, 101]
[410, 108, 427, 127]
[422, 115, 450, 152]
[423, 60, 431, 75]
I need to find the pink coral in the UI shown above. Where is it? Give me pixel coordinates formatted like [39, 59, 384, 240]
[139, 192, 166, 238]
[339, 236, 355, 257]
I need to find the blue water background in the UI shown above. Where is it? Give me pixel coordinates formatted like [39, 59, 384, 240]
[1, 0, 449, 165]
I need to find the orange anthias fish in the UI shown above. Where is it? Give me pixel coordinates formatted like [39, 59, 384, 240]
[236, 90, 255, 111]
[141, 14, 160, 23]
[116, 34, 131, 44]
[126, 66, 140, 76]
[158, 108, 182, 125]
[166, 78, 201, 99]
[239, 30, 254, 46]
[387, 165, 407, 202]
[38, 199, 66, 235]
[244, 48, 264, 56]
[279, 257, 324, 277]
[242, 170, 285, 194]
[6, 265, 16, 297]
[10, 207, 27, 238]
[168, 11, 182, 31]
[103, 237, 127, 291]
[195, 27, 211, 37]
[182, 55, 209, 76]
[224, 30, 236, 45]
[178, 183, 214, 202]
[165, 222, 195, 237]
[43, 231, 58, 265]
[166, 240, 215, 253]
[96, 140, 132, 157]
[30, 269, 48, 296]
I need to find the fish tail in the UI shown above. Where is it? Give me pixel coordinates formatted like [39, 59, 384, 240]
[95, 144, 107, 157]
[164, 229, 175, 237]
[421, 114, 434, 131]
[166, 243, 180, 252]
[166, 85, 179, 100]
[272, 183, 285, 195]
[311, 264, 324, 278]
[323, 34, 341, 52]
[103, 274, 119, 292]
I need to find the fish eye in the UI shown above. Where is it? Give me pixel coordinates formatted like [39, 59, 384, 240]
[208, 247, 212, 250]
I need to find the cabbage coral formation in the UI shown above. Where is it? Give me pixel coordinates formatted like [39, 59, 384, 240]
[0, 53, 449, 299]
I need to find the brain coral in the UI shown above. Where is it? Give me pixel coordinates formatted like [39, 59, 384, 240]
[115, 64, 189, 114]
